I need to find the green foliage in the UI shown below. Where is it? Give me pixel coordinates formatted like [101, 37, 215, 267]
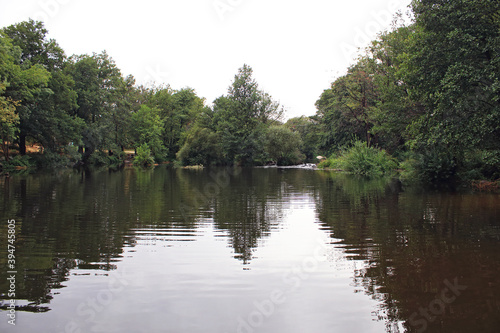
[319, 141, 397, 177]
[285, 116, 322, 161]
[176, 126, 221, 166]
[0, 83, 20, 161]
[130, 105, 165, 160]
[404, 0, 500, 153]
[460, 150, 500, 181]
[264, 125, 304, 165]
[30, 145, 80, 169]
[3, 154, 34, 170]
[399, 148, 457, 184]
[133, 143, 155, 167]
[147, 87, 205, 159]
[212, 65, 283, 165]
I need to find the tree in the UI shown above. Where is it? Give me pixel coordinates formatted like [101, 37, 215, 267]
[0, 83, 19, 161]
[264, 125, 304, 165]
[213, 64, 283, 165]
[285, 116, 322, 161]
[147, 87, 205, 159]
[2, 20, 66, 155]
[366, 25, 419, 153]
[316, 60, 378, 150]
[66, 51, 125, 162]
[130, 105, 164, 160]
[404, 0, 500, 153]
[176, 125, 221, 166]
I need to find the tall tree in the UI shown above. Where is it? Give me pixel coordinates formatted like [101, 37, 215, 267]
[316, 60, 378, 150]
[2, 20, 80, 154]
[404, 0, 500, 153]
[214, 64, 283, 165]
[0, 83, 19, 161]
[148, 87, 205, 159]
[66, 51, 124, 161]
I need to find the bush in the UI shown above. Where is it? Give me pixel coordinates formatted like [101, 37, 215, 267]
[342, 141, 398, 177]
[30, 145, 82, 169]
[460, 149, 500, 181]
[415, 148, 458, 184]
[318, 141, 398, 177]
[133, 144, 155, 167]
[177, 126, 221, 166]
[2, 155, 34, 171]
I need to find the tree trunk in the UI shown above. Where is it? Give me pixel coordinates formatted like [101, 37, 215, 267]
[18, 132, 26, 155]
[2, 138, 9, 162]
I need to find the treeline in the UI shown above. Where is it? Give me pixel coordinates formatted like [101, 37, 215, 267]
[0, 20, 303, 169]
[310, 0, 500, 183]
[1, 0, 500, 184]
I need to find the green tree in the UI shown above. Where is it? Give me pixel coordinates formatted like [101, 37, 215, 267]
[316, 60, 378, 150]
[130, 105, 164, 160]
[264, 125, 304, 165]
[148, 87, 205, 159]
[66, 51, 126, 162]
[0, 83, 19, 161]
[213, 64, 283, 165]
[176, 125, 221, 166]
[404, 0, 500, 154]
[366, 25, 418, 153]
[285, 116, 322, 161]
[2, 20, 71, 155]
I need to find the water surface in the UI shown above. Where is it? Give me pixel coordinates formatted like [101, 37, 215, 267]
[1, 167, 500, 332]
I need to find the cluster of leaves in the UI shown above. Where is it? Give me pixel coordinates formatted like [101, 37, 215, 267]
[319, 140, 397, 177]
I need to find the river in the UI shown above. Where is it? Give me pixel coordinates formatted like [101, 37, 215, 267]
[1, 167, 499, 332]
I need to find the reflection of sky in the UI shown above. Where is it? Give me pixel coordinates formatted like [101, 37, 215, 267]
[15, 193, 390, 333]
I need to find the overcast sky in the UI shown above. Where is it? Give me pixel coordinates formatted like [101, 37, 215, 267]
[1, 0, 412, 119]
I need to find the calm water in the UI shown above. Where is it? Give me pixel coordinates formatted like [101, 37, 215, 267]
[1, 167, 500, 333]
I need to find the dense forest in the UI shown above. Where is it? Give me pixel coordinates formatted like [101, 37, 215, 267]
[1, 0, 499, 185]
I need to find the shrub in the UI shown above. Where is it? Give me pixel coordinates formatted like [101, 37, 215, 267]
[3, 155, 34, 171]
[30, 145, 82, 169]
[341, 141, 398, 177]
[318, 141, 398, 177]
[133, 144, 155, 167]
[414, 148, 457, 184]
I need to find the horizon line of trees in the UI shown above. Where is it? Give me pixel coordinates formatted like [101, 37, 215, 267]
[1, 0, 500, 183]
[0, 19, 304, 169]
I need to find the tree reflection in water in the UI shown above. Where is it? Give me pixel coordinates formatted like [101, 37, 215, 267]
[0, 168, 499, 332]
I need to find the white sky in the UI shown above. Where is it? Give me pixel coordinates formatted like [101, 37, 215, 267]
[0, 0, 412, 119]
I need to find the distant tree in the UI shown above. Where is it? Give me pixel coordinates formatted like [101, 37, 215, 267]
[130, 105, 164, 160]
[285, 116, 322, 161]
[264, 125, 303, 165]
[176, 125, 221, 166]
[146, 86, 205, 159]
[316, 60, 378, 150]
[213, 64, 283, 165]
